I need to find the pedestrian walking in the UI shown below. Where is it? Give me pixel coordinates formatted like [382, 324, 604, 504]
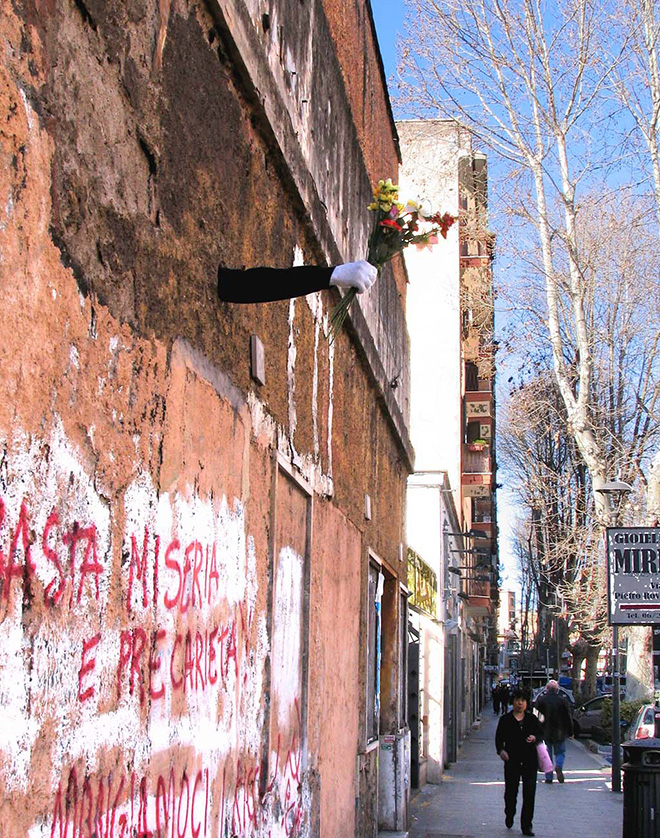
[495, 686, 544, 837]
[500, 681, 510, 714]
[534, 679, 573, 783]
[493, 681, 501, 714]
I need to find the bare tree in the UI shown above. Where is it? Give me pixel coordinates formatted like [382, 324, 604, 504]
[498, 186, 660, 687]
[500, 370, 608, 698]
[398, 0, 646, 516]
[397, 1, 660, 700]
[608, 1, 660, 233]
[607, 0, 660, 522]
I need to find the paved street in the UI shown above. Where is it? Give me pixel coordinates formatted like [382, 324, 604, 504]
[408, 706, 623, 838]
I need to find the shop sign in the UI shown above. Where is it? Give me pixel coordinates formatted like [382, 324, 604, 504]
[606, 527, 660, 624]
[407, 548, 437, 618]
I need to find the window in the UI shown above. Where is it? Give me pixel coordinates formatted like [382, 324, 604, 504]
[366, 561, 383, 743]
[466, 420, 481, 443]
[399, 590, 408, 726]
[465, 362, 479, 392]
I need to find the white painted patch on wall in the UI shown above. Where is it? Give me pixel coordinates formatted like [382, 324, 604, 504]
[327, 336, 335, 480]
[286, 246, 306, 453]
[247, 390, 278, 445]
[0, 192, 14, 233]
[271, 546, 302, 727]
[305, 291, 322, 459]
[0, 418, 112, 791]
[0, 608, 39, 791]
[0, 420, 271, 818]
[68, 344, 79, 370]
[6, 416, 113, 611]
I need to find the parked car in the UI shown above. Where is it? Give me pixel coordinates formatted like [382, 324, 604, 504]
[597, 674, 627, 696]
[628, 704, 656, 741]
[573, 696, 608, 737]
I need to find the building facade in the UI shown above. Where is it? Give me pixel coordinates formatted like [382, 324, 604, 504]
[498, 590, 521, 677]
[0, 2, 411, 836]
[400, 119, 499, 786]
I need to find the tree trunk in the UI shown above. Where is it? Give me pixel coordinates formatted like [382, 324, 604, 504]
[624, 626, 654, 701]
[583, 647, 600, 701]
[648, 450, 660, 525]
[555, 617, 570, 680]
[571, 639, 588, 701]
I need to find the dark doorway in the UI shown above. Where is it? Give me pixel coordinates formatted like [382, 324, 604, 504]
[408, 622, 421, 788]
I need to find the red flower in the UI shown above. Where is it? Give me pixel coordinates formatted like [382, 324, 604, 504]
[438, 212, 457, 238]
[380, 218, 403, 231]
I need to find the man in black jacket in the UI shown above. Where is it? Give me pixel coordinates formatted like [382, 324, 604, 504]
[534, 679, 573, 783]
[496, 687, 544, 836]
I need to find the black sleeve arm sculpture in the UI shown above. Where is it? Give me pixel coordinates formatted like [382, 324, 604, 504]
[218, 266, 334, 303]
[217, 261, 377, 303]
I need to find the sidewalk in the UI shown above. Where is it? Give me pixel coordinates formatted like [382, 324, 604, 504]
[407, 707, 623, 838]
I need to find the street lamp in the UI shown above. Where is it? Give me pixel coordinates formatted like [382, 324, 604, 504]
[595, 478, 632, 794]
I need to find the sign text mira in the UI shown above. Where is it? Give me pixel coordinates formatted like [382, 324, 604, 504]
[607, 527, 660, 625]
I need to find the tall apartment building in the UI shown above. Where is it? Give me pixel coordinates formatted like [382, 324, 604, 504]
[498, 590, 521, 676]
[399, 119, 499, 784]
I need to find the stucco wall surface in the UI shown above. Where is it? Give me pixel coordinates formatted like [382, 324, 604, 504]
[399, 119, 467, 499]
[211, 0, 412, 442]
[0, 0, 408, 838]
[0, 0, 408, 835]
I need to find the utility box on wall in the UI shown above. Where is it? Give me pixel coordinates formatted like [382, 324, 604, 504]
[378, 730, 411, 831]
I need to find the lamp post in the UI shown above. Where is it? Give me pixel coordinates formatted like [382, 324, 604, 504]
[595, 479, 632, 794]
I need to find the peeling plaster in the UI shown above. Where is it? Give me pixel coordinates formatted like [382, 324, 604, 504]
[287, 296, 298, 451]
[271, 546, 302, 727]
[304, 290, 322, 460]
[0, 422, 308, 835]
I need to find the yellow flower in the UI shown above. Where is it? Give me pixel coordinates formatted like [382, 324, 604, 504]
[374, 178, 399, 200]
[369, 179, 404, 212]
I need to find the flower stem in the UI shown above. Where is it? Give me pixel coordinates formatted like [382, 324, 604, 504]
[328, 287, 357, 344]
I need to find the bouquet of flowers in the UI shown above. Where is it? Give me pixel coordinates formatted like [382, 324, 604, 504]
[329, 178, 456, 342]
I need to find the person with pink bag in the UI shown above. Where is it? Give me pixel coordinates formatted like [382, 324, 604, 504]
[496, 686, 545, 837]
[534, 679, 574, 783]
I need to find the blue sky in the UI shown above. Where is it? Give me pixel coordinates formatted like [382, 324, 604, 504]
[371, 1, 404, 84]
[370, 0, 521, 595]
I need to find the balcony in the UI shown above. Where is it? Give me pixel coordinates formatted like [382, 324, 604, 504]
[463, 443, 491, 474]
[459, 576, 494, 617]
[466, 579, 490, 597]
[464, 594, 492, 617]
[460, 253, 491, 271]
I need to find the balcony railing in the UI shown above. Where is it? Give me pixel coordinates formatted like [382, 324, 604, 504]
[465, 580, 490, 598]
[463, 444, 491, 474]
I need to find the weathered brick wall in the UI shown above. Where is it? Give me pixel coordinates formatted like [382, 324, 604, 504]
[0, 1, 408, 835]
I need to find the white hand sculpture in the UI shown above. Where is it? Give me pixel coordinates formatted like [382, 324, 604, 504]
[329, 260, 378, 294]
